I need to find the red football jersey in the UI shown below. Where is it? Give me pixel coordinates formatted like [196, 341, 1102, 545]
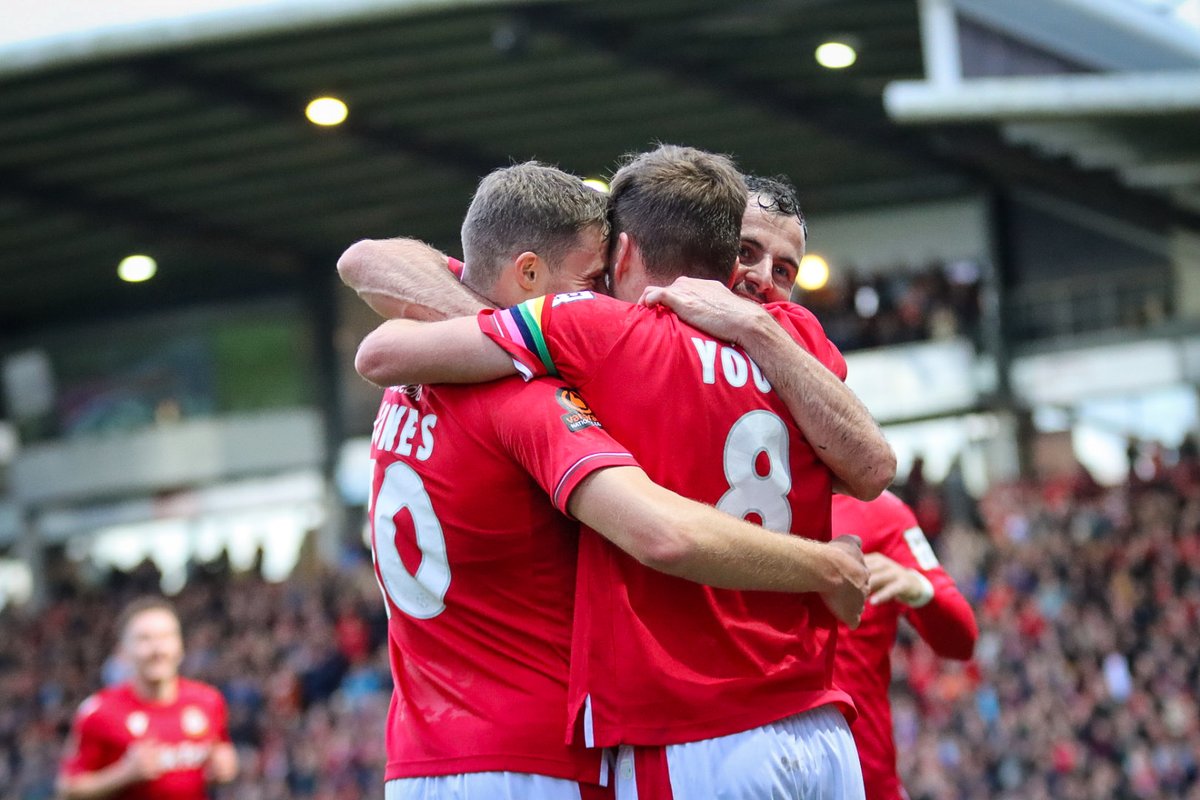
[479, 292, 853, 747]
[368, 379, 638, 782]
[60, 678, 229, 800]
[831, 491, 978, 800]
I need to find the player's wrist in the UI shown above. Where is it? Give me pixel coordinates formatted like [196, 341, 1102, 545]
[903, 571, 935, 607]
[737, 305, 780, 350]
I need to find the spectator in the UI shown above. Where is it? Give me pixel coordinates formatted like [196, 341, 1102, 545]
[5, 453, 1200, 798]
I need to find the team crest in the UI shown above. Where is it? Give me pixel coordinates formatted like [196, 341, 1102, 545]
[555, 388, 600, 432]
[126, 711, 149, 737]
[181, 706, 209, 737]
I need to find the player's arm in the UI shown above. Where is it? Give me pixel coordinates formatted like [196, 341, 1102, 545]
[337, 237, 490, 320]
[205, 695, 238, 784]
[355, 316, 518, 386]
[896, 558, 978, 660]
[641, 277, 895, 500]
[871, 519, 978, 660]
[206, 742, 238, 784]
[569, 466, 869, 627]
[58, 741, 164, 800]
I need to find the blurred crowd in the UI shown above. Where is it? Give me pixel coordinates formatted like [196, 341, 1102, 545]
[798, 261, 982, 352]
[0, 554, 392, 800]
[894, 443, 1200, 799]
[4, 443, 1200, 799]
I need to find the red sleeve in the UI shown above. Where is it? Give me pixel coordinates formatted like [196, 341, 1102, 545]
[876, 496, 978, 661]
[60, 696, 111, 776]
[490, 378, 640, 515]
[477, 292, 629, 388]
[764, 302, 847, 380]
[209, 688, 232, 743]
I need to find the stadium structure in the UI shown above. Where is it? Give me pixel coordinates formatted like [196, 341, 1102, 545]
[1, 1, 1200, 797]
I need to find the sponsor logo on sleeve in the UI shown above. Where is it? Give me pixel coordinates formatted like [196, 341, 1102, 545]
[903, 526, 940, 570]
[556, 388, 601, 432]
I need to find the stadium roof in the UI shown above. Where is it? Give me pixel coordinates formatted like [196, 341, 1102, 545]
[1, 0, 1199, 337]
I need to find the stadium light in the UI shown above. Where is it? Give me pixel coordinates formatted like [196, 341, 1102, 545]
[583, 178, 609, 193]
[118, 254, 157, 283]
[796, 254, 829, 291]
[306, 96, 348, 126]
[816, 41, 857, 69]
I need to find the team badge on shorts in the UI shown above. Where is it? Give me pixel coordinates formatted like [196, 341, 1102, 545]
[126, 711, 149, 737]
[181, 706, 209, 737]
[556, 388, 601, 432]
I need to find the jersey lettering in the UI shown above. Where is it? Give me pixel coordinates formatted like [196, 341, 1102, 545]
[690, 337, 772, 393]
[372, 401, 437, 460]
[552, 291, 595, 306]
[373, 461, 450, 619]
[717, 411, 792, 532]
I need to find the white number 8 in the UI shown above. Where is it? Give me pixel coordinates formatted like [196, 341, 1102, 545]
[717, 411, 792, 532]
[372, 461, 451, 619]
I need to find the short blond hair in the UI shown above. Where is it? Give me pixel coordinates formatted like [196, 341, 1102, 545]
[461, 161, 609, 293]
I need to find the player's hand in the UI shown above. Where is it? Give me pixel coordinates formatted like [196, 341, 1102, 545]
[819, 535, 869, 629]
[638, 277, 769, 346]
[206, 742, 239, 783]
[865, 552, 931, 607]
[120, 740, 165, 783]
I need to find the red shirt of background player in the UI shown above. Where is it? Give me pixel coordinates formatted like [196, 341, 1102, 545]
[480, 292, 853, 748]
[831, 491, 977, 800]
[61, 679, 230, 800]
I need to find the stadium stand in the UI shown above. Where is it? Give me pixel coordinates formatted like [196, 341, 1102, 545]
[0, 554, 392, 800]
[5, 452, 1200, 798]
[3, 1, 1200, 798]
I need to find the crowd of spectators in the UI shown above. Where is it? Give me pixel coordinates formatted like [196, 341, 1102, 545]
[3, 441, 1200, 799]
[798, 260, 982, 352]
[894, 442, 1200, 799]
[0, 553, 391, 800]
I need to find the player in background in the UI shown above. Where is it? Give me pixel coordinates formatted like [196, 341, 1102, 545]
[675, 173, 978, 800]
[366, 161, 870, 800]
[57, 598, 237, 800]
[352, 145, 893, 799]
[831, 492, 977, 800]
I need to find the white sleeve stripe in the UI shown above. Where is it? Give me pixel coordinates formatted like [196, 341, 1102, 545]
[583, 694, 595, 749]
[512, 358, 534, 381]
[553, 452, 635, 509]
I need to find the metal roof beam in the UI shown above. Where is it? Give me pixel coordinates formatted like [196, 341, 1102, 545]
[0, 166, 312, 273]
[886, 71, 1200, 123]
[130, 53, 501, 180]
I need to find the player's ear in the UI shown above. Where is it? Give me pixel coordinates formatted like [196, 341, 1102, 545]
[514, 251, 541, 292]
[611, 232, 633, 285]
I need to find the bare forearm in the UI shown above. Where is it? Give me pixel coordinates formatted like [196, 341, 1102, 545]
[206, 742, 239, 784]
[337, 238, 489, 320]
[741, 317, 895, 499]
[570, 468, 851, 593]
[354, 317, 517, 387]
[58, 766, 135, 800]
